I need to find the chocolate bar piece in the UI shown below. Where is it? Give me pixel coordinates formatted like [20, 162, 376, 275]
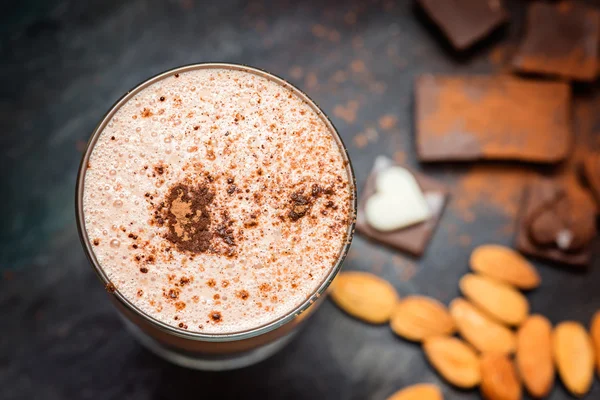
[582, 154, 600, 207]
[415, 75, 571, 163]
[417, 0, 508, 50]
[515, 178, 596, 267]
[512, 2, 599, 81]
[356, 156, 449, 256]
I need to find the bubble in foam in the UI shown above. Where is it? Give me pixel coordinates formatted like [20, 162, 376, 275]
[164, 137, 172, 144]
[113, 200, 123, 208]
[109, 170, 117, 176]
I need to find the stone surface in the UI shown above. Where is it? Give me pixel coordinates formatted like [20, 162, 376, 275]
[1, 0, 600, 399]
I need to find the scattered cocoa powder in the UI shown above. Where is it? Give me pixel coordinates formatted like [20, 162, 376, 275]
[378, 115, 397, 131]
[392, 255, 417, 282]
[333, 101, 359, 124]
[453, 165, 533, 222]
[289, 66, 304, 80]
[353, 134, 368, 148]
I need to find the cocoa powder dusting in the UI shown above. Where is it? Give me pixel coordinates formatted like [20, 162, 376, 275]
[236, 290, 249, 300]
[453, 165, 532, 221]
[105, 282, 116, 293]
[210, 311, 222, 323]
[161, 183, 214, 253]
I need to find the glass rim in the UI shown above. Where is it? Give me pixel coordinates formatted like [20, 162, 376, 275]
[75, 62, 357, 343]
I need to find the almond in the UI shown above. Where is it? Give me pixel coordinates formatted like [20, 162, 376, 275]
[459, 274, 529, 326]
[516, 315, 554, 398]
[449, 298, 516, 354]
[329, 271, 399, 324]
[390, 296, 455, 342]
[387, 383, 443, 400]
[423, 336, 481, 388]
[480, 353, 521, 400]
[553, 321, 594, 397]
[470, 245, 540, 290]
[591, 311, 600, 377]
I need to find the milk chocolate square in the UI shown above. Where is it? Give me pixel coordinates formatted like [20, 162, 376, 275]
[582, 154, 600, 207]
[417, 0, 508, 50]
[415, 75, 572, 163]
[515, 178, 597, 267]
[512, 2, 600, 81]
[356, 156, 449, 256]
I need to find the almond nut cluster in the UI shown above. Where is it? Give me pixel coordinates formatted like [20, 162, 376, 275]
[330, 244, 599, 399]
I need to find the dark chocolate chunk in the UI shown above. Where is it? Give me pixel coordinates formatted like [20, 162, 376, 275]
[355, 157, 449, 257]
[415, 75, 571, 163]
[417, 0, 508, 50]
[516, 178, 596, 267]
[582, 154, 600, 207]
[512, 2, 599, 81]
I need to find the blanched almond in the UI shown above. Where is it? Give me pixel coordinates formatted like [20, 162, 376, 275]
[553, 321, 594, 397]
[516, 315, 554, 398]
[423, 336, 481, 388]
[390, 296, 455, 342]
[449, 298, 516, 354]
[470, 245, 540, 290]
[480, 353, 521, 400]
[591, 311, 600, 377]
[329, 271, 399, 324]
[387, 383, 443, 400]
[460, 274, 529, 326]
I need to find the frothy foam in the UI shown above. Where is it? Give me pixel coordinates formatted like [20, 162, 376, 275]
[82, 66, 353, 334]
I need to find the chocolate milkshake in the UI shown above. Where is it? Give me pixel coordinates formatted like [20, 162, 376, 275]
[77, 64, 355, 367]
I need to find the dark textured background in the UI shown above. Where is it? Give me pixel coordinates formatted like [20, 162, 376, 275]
[2, 0, 600, 399]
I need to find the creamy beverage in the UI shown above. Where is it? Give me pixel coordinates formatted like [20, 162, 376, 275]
[82, 66, 353, 334]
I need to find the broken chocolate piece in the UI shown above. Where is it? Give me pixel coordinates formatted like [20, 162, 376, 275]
[415, 75, 571, 163]
[582, 154, 600, 207]
[417, 0, 508, 50]
[516, 178, 596, 266]
[512, 2, 599, 81]
[356, 156, 449, 257]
